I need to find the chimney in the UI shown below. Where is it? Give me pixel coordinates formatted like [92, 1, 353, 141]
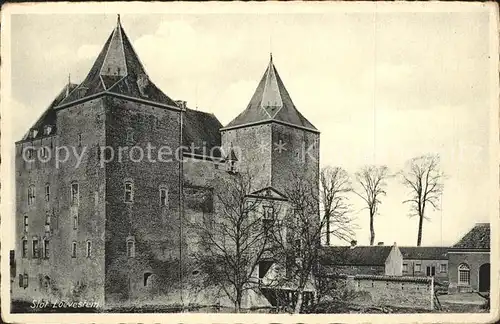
[377, 242, 384, 246]
[350, 240, 357, 248]
[175, 100, 187, 110]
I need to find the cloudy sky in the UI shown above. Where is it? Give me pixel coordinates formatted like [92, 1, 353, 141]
[4, 4, 497, 247]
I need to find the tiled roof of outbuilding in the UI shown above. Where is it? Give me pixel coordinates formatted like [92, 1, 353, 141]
[320, 246, 393, 266]
[399, 247, 448, 260]
[452, 223, 490, 250]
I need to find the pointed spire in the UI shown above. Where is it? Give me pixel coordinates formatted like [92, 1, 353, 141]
[223, 55, 318, 132]
[117, 14, 121, 26]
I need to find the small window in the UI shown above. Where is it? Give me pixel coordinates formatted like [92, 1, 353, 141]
[22, 239, 28, 258]
[45, 184, 50, 202]
[32, 239, 39, 258]
[22, 273, 29, 288]
[26, 148, 34, 159]
[126, 130, 135, 143]
[124, 181, 134, 203]
[18, 274, 23, 287]
[458, 263, 470, 285]
[72, 209, 78, 230]
[71, 241, 77, 258]
[40, 146, 49, 159]
[402, 263, 408, 273]
[143, 272, 152, 286]
[440, 263, 447, 273]
[78, 134, 82, 147]
[160, 187, 168, 207]
[45, 212, 51, 232]
[44, 125, 53, 135]
[126, 238, 135, 257]
[415, 263, 421, 272]
[263, 206, 274, 220]
[23, 216, 29, 233]
[28, 185, 36, 206]
[43, 239, 49, 259]
[86, 241, 92, 258]
[30, 129, 38, 138]
[71, 182, 79, 205]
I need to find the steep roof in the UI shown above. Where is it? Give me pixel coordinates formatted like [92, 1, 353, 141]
[57, 15, 178, 108]
[182, 108, 223, 158]
[452, 223, 490, 250]
[399, 247, 448, 260]
[21, 83, 79, 141]
[320, 246, 394, 266]
[223, 54, 318, 132]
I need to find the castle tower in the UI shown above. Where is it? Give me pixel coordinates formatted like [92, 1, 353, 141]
[13, 16, 186, 307]
[221, 54, 320, 193]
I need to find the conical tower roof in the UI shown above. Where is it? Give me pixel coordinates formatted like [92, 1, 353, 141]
[223, 54, 317, 132]
[57, 15, 178, 108]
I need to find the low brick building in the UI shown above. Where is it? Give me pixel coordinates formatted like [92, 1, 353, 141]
[320, 241, 403, 276]
[448, 223, 490, 293]
[399, 247, 448, 283]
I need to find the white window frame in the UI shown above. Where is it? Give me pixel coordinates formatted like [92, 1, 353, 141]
[86, 241, 92, 258]
[415, 263, 421, 272]
[402, 263, 408, 273]
[45, 184, 50, 202]
[22, 238, 28, 258]
[440, 263, 447, 273]
[43, 239, 49, 259]
[458, 263, 470, 285]
[23, 215, 29, 233]
[32, 238, 39, 258]
[126, 238, 136, 258]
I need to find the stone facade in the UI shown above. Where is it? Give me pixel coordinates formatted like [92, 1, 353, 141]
[402, 259, 448, 282]
[448, 251, 490, 293]
[346, 275, 434, 310]
[13, 18, 319, 310]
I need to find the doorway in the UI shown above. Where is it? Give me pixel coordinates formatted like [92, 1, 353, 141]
[479, 263, 490, 292]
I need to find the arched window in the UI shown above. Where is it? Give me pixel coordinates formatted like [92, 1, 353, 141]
[458, 263, 470, 285]
[71, 241, 77, 258]
[71, 181, 79, 206]
[143, 272, 153, 287]
[43, 238, 50, 259]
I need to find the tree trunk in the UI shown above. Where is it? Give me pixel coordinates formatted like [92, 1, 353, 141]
[369, 212, 375, 246]
[294, 288, 304, 314]
[417, 213, 423, 246]
[326, 214, 331, 246]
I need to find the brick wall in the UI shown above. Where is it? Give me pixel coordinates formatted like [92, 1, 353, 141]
[448, 251, 489, 293]
[103, 97, 183, 305]
[346, 275, 434, 310]
[13, 98, 107, 306]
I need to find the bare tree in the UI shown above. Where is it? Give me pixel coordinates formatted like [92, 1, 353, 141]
[188, 170, 275, 312]
[354, 165, 390, 246]
[320, 166, 356, 246]
[399, 154, 444, 246]
[268, 172, 325, 313]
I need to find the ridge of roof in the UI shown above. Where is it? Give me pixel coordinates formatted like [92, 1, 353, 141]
[451, 223, 490, 250]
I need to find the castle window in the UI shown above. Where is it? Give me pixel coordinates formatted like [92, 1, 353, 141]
[44, 125, 53, 135]
[72, 210, 78, 230]
[71, 241, 77, 258]
[30, 129, 38, 138]
[32, 238, 39, 258]
[45, 212, 51, 232]
[159, 186, 168, 207]
[78, 134, 82, 147]
[126, 237, 135, 257]
[43, 239, 49, 259]
[27, 185, 35, 206]
[26, 148, 34, 160]
[20, 273, 29, 288]
[458, 263, 470, 285]
[143, 272, 152, 287]
[71, 182, 79, 206]
[403, 263, 408, 273]
[124, 181, 134, 203]
[440, 263, 447, 273]
[45, 184, 50, 202]
[415, 263, 421, 272]
[23, 216, 29, 233]
[22, 239, 28, 258]
[40, 146, 49, 159]
[86, 241, 92, 258]
[126, 129, 135, 143]
[263, 206, 274, 235]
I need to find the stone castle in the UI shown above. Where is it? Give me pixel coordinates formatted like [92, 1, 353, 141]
[13, 16, 319, 308]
